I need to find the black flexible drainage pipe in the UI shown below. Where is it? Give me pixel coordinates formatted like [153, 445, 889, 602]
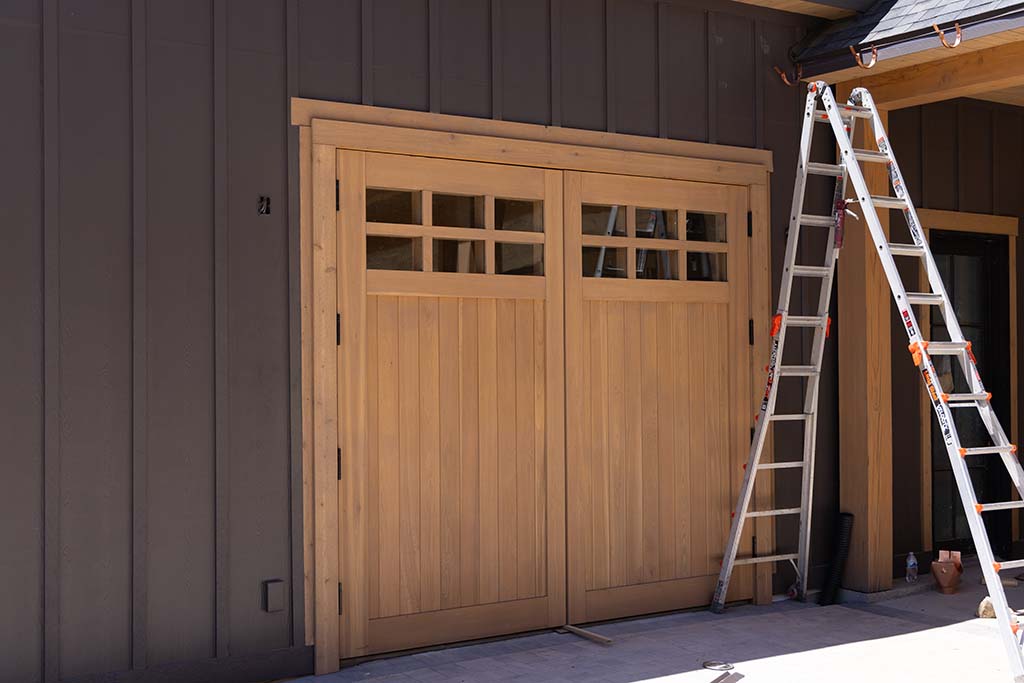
[819, 512, 854, 606]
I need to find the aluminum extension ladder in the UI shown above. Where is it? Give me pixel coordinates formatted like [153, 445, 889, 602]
[711, 81, 1024, 682]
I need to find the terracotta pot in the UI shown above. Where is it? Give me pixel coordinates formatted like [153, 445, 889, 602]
[932, 559, 962, 594]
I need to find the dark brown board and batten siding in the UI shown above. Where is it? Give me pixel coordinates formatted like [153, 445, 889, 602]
[0, 1, 821, 682]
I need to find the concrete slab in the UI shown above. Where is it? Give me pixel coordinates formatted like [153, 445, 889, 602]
[292, 562, 1024, 683]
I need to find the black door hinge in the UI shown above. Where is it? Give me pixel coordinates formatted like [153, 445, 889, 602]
[337, 447, 342, 481]
[338, 582, 343, 615]
[747, 211, 753, 237]
[335, 179, 340, 211]
[336, 313, 341, 346]
[748, 319, 754, 346]
[750, 426, 755, 443]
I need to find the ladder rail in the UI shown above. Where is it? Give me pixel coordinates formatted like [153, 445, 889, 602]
[712, 85, 824, 611]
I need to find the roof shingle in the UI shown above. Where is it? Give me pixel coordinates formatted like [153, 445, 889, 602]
[797, 0, 1024, 61]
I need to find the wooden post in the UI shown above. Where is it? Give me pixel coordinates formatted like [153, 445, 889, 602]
[836, 82, 893, 592]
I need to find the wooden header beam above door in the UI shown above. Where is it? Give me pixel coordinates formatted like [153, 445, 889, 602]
[292, 98, 773, 176]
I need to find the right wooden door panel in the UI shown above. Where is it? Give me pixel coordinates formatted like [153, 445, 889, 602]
[564, 171, 754, 623]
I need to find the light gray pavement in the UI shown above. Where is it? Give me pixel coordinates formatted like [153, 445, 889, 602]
[291, 563, 1024, 683]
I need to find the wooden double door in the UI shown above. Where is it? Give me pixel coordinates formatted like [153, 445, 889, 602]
[332, 151, 752, 657]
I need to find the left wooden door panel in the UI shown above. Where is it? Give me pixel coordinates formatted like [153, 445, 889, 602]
[336, 151, 566, 657]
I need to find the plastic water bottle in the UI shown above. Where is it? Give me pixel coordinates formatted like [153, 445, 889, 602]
[906, 551, 919, 583]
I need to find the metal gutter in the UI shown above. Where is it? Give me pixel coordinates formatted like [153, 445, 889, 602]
[798, 5, 1024, 78]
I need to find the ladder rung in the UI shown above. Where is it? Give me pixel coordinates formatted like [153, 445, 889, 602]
[747, 507, 802, 518]
[778, 365, 818, 377]
[791, 265, 831, 278]
[814, 109, 850, 123]
[815, 105, 872, 120]
[963, 445, 1016, 457]
[945, 392, 991, 404]
[889, 243, 926, 257]
[769, 413, 812, 422]
[733, 553, 799, 566]
[807, 162, 844, 177]
[757, 461, 805, 470]
[785, 315, 827, 328]
[978, 501, 1024, 512]
[852, 149, 889, 164]
[870, 195, 907, 210]
[995, 559, 1024, 572]
[836, 103, 873, 117]
[799, 214, 834, 228]
[906, 292, 944, 306]
[926, 341, 968, 355]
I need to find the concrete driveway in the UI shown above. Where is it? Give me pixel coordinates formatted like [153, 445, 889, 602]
[291, 562, 1022, 683]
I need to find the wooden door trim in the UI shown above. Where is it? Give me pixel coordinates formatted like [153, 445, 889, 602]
[310, 119, 768, 188]
[291, 97, 774, 172]
[310, 143, 342, 673]
[915, 211, 1019, 554]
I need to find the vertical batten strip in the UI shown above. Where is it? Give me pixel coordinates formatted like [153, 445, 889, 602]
[657, 2, 668, 139]
[429, 0, 441, 113]
[286, 0, 305, 648]
[491, 0, 502, 120]
[753, 20, 765, 150]
[130, 0, 149, 669]
[213, 0, 230, 660]
[706, 12, 717, 145]
[605, 0, 616, 134]
[550, 0, 561, 127]
[42, 0, 61, 678]
[361, 0, 374, 105]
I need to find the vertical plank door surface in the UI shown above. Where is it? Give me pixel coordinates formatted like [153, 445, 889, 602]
[337, 152, 566, 657]
[564, 171, 752, 623]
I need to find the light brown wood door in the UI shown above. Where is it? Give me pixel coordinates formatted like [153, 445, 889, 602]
[336, 151, 566, 657]
[563, 171, 753, 623]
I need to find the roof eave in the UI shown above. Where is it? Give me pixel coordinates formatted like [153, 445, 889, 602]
[800, 5, 1024, 80]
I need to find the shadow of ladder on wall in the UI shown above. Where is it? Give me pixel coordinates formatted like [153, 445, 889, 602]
[711, 81, 1024, 683]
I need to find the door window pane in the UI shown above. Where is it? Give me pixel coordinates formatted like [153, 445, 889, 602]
[636, 250, 678, 280]
[432, 193, 484, 229]
[582, 204, 626, 236]
[433, 239, 484, 273]
[686, 252, 727, 281]
[583, 246, 627, 277]
[367, 189, 421, 224]
[496, 243, 544, 275]
[366, 236, 422, 271]
[636, 208, 678, 239]
[495, 198, 543, 232]
[686, 211, 727, 242]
